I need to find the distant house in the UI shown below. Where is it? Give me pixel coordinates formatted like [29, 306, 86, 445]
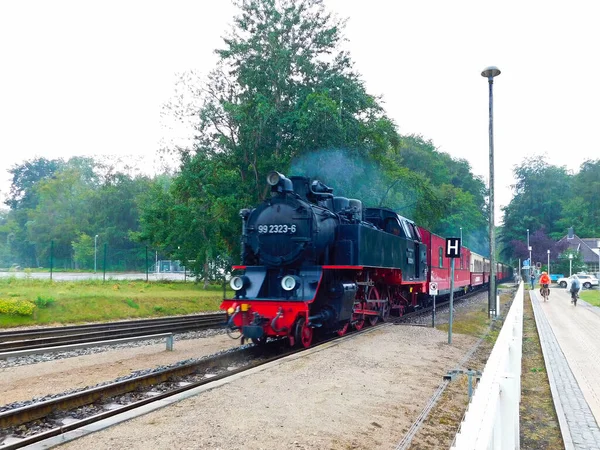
[557, 227, 600, 275]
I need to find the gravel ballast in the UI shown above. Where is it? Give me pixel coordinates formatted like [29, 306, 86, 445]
[57, 322, 479, 450]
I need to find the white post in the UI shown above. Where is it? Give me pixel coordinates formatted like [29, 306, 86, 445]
[569, 254, 573, 277]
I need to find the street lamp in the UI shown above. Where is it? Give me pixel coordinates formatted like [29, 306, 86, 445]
[482, 65, 501, 317]
[547, 249, 550, 275]
[94, 235, 99, 273]
[569, 254, 573, 277]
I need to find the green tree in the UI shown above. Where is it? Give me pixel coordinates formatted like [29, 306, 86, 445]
[556, 159, 600, 237]
[501, 157, 572, 260]
[72, 233, 95, 270]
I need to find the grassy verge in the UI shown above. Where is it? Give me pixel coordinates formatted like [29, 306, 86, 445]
[579, 289, 600, 306]
[0, 278, 230, 328]
[520, 294, 563, 449]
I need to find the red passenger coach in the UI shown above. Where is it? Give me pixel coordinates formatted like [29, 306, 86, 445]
[419, 228, 471, 295]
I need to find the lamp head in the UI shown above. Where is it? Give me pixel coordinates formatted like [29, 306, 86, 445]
[481, 66, 501, 78]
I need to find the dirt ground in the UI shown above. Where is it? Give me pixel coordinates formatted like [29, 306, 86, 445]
[0, 334, 239, 406]
[57, 322, 480, 450]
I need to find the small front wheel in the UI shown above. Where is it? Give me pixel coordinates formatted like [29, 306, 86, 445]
[293, 317, 313, 348]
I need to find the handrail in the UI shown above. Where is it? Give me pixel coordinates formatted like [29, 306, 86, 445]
[451, 282, 524, 449]
[0, 333, 174, 359]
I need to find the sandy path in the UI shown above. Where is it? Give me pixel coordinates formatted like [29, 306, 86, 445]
[58, 324, 478, 450]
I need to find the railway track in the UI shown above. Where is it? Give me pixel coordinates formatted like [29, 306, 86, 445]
[0, 290, 491, 448]
[0, 314, 226, 353]
[0, 328, 365, 449]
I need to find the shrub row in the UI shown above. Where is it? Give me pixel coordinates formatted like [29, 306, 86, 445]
[0, 299, 36, 316]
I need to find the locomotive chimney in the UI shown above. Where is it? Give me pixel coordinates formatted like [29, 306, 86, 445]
[267, 171, 293, 194]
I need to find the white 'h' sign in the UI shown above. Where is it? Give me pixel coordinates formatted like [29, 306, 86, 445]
[445, 238, 461, 258]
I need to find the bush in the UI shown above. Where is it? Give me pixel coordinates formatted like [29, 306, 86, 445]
[0, 298, 36, 316]
[124, 298, 139, 309]
[35, 296, 56, 308]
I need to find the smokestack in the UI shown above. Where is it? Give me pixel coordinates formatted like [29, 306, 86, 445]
[567, 227, 574, 239]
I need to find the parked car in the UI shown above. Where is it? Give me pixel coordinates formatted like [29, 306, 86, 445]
[557, 274, 599, 289]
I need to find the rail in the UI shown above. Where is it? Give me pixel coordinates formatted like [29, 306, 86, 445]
[0, 333, 174, 359]
[451, 282, 524, 450]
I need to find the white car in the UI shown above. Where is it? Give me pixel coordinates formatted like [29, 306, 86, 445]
[557, 274, 599, 290]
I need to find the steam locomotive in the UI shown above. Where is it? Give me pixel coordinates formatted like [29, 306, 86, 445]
[221, 171, 512, 348]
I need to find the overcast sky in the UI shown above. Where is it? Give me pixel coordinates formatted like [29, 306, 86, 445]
[1, 0, 598, 224]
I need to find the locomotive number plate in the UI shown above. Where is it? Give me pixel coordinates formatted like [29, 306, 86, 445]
[258, 224, 297, 234]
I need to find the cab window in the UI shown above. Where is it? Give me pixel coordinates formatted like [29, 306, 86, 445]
[385, 218, 406, 237]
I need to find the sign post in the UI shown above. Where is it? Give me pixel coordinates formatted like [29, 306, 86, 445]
[445, 238, 461, 344]
[429, 282, 438, 327]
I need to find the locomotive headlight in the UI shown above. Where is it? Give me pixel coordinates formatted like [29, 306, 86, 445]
[267, 171, 282, 186]
[230, 276, 249, 291]
[281, 275, 300, 291]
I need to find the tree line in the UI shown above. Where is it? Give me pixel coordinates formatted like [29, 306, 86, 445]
[0, 0, 597, 281]
[500, 156, 600, 273]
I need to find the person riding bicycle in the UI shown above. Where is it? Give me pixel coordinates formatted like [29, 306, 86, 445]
[570, 277, 581, 303]
[539, 271, 551, 297]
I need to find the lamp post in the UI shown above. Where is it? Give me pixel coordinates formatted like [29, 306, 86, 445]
[547, 249, 550, 275]
[482, 65, 501, 317]
[94, 235, 99, 273]
[569, 254, 573, 277]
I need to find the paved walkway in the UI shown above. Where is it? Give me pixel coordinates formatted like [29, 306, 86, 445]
[531, 288, 600, 449]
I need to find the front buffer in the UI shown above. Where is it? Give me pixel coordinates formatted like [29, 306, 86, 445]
[221, 299, 313, 348]
[220, 266, 324, 348]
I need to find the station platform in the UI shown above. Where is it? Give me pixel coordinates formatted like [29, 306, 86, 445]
[531, 287, 600, 449]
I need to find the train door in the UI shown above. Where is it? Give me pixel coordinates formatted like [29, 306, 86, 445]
[407, 222, 426, 281]
[385, 217, 415, 280]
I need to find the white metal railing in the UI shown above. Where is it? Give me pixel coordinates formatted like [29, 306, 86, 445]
[0, 333, 174, 359]
[451, 282, 524, 450]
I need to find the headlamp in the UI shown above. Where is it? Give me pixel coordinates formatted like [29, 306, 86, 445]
[230, 276, 249, 291]
[281, 275, 300, 291]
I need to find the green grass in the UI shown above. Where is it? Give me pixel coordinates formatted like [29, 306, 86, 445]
[437, 292, 513, 338]
[579, 289, 600, 306]
[0, 278, 230, 328]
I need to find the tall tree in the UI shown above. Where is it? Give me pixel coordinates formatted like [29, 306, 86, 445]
[501, 157, 572, 259]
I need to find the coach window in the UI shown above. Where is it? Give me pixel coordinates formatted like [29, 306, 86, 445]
[438, 247, 443, 268]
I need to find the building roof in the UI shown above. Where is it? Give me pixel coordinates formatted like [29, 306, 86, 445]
[557, 234, 600, 264]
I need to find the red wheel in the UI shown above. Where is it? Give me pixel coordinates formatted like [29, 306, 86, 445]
[294, 317, 313, 348]
[353, 316, 365, 331]
[337, 322, 349, 336]
[367, 286, 380, 326]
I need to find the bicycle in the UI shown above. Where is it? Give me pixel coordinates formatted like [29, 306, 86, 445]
[540, 284, 550, 302]
[571, 289, 579, 306]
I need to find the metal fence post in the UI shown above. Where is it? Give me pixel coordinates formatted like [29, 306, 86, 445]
[103, 242, 107, 282]
[50, 240, 54, 281]
[145, 245, 149, 282]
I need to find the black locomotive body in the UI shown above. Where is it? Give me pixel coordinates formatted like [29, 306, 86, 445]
[222, 171, 429, 347]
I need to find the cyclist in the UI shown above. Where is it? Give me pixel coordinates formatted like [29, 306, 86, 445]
[539, 271, 551, 299]
[570, 277, 581, 305]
